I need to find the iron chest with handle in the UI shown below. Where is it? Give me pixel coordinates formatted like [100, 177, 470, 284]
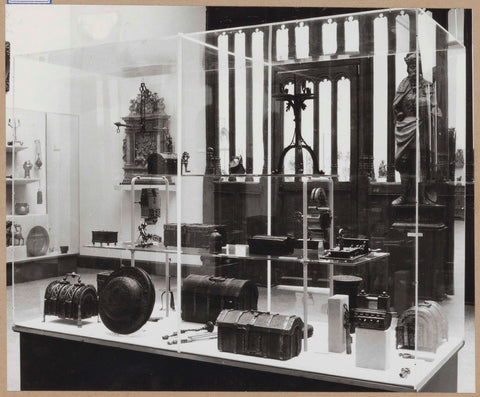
[216, 309, 304, 360]
[181, 275, 258, 323]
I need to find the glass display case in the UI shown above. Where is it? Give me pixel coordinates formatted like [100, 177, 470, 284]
[9, 7, 467, 392]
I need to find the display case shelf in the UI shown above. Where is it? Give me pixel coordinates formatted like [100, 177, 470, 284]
[6, 178, 40, 185]
[7, 247, 73, 264]
[7, 213, 47, 220]
[6, 145, 28, 153]
[114, 183, 176, 191]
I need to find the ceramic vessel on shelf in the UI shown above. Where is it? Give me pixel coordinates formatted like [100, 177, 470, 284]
[14, 202, 29, 215]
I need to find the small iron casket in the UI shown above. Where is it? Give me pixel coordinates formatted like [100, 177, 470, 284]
[181, 275, 258, 323]
[216, 310, 304, 360]
[44, 273, 98, 325]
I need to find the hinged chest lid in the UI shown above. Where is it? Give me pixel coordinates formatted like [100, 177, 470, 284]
[216, 309, 303, 335]
[182, 275, 258, 299]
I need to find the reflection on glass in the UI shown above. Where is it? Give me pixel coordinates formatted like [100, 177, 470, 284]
[234, 31, 247, 165]
[217, 33, 229, 174]
[345, 16, 359, 53]
[295, 22, 309, 59]
[276, 25, 289, 60]
[319, 79, 332, 174]
[322, 19, 337, 55]
[252, 29, 265, 175]
[337, 77, 350, 181]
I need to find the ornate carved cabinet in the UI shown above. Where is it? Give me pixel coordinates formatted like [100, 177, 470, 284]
[120, 87, 171, 183]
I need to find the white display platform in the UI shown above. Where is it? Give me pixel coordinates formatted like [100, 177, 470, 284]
[13, 315, 464, 392]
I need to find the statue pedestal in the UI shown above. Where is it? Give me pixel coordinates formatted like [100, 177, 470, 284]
[389, 203, 446, 225]
[388, 204, 448, 302]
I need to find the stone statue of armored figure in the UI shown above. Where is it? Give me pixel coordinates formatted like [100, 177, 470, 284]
[392, 53, 441, 205]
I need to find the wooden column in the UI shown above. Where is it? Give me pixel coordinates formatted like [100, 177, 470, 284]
[205, 34, 219, 157]
[313, 81, 320, 158]
[358, 15, 374, 178]
[203, 34, 219, 223]
[431, 9, 452, 296]
[387, 13, 397, 182]
[359, 15, 374, 55]
[336, 18, 345, 56]
[356, 14, 374, 236]
[309, 21, 322, 58]
[408, 10, 417, 53]
[288, 24, 296, 60]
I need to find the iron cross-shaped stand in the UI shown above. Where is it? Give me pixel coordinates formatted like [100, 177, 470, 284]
[273, 84, 321, 175]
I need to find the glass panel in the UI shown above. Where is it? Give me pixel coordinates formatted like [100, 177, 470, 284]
[414, 8, 466, 373]
[337, 77, 351, 181]
[8, 7, 467, 392]
[322, 19, 337, 55]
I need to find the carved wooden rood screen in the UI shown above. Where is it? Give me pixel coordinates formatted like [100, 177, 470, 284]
[206, 9, 429, 180]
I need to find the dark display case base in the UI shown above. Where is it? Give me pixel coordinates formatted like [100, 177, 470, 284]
[18, 332, 458, 391]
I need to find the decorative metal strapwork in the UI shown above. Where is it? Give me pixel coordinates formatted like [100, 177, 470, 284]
[273, 82, 322, 175]
[114, 82, 153, 134]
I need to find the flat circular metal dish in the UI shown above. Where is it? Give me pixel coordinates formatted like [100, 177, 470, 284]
[99, 266, 155, 334]
[26, 226, 49, 257]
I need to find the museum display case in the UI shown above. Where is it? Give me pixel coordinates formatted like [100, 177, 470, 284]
[9, 8, 467, 392]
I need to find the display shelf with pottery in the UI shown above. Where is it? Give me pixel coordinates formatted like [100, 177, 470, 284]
[26, 225, 50, 257]
[7, 248, 67, 264]
[6, 214, 49, 263]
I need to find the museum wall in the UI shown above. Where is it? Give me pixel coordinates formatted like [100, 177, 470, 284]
[6, 5, 207, 262]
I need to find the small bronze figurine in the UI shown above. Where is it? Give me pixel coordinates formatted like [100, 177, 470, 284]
[13, 224, 24, 246]
[23, 160, 33, 178]
[228, 154, 246, 181]
[166, 134, 173, 153]
[378, 160, 387, 178]
[6, 220, 12, 246]
[181, 151, 190, 173]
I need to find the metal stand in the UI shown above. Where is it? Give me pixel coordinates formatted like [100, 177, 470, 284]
[273, 87, 321, 175]
[130, 175, 172, 316]
[301, 175, 335, 352]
